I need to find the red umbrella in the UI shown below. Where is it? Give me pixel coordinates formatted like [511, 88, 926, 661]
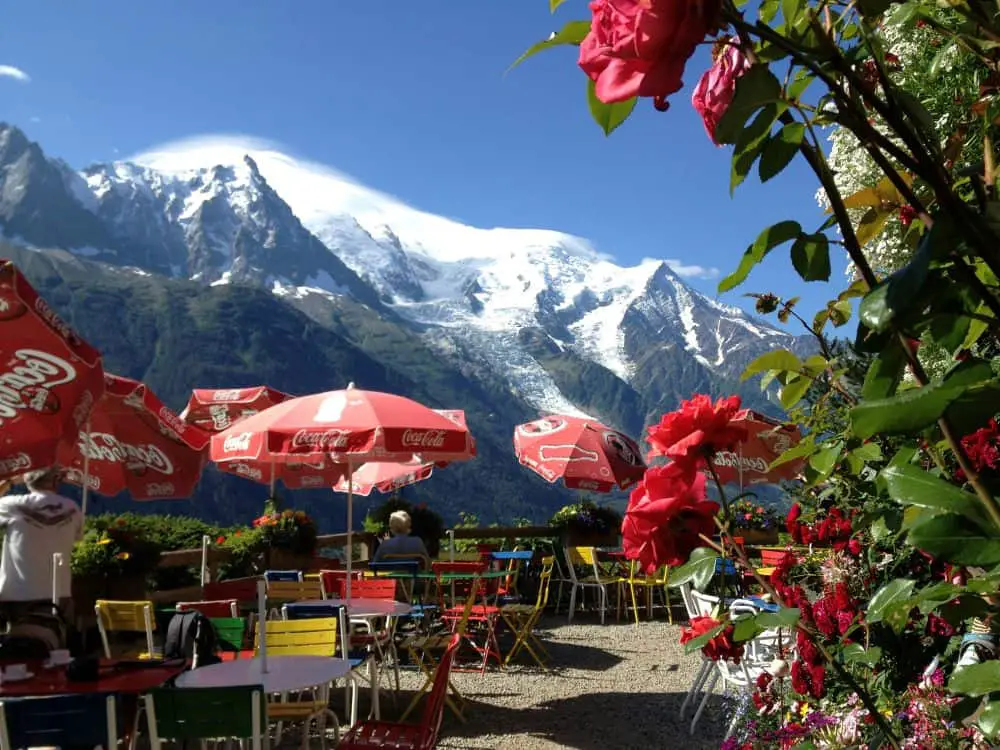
[209, 385, 472, 465]
[710, 410, 804, 487]
[332, 457, 435, 497]
[0, 259, 105, 480]
[217, 458, 346, 491]
[210, 384, 474, 597]
[58, 374, 210, 506]
[513, 415, 647, 492]
[179, 386, 292, 433]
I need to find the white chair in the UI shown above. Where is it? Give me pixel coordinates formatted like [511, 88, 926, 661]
[563, 546, 618, 624]
[678, 585, 718, 721]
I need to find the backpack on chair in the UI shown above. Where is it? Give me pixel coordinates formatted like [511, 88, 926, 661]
[163, 610, 221, 667]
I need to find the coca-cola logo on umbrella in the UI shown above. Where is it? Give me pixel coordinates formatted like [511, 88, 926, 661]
[537, 444, 600, 463]
[0, 349, 77, 428]
[603, 431, 643, 467]
[231, 462, 263, 481]
[291, 429, 351, 451]
[144, 482, 176, 498]
[517, 416, 567, 437]
[401, 429, 446, 449]
[78, 432, 176, 475]
[0, 452, 32, 476]
[222, 432, 254, 453]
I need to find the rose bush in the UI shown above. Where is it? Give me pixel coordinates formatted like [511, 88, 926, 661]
[517, 0, 1000, 743]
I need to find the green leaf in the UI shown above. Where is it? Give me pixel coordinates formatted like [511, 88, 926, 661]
[779, 375, 812, 409]
[857, 0, 892, 17]
[855, 207, 892, 248]
[866, 578, 915, 625]
[909, 513, 1000, 566]
[929, 40, 958, 77]
[756, 607, 800, 628]
[842, 643, 882, 666]
[719, 221, 802, 293]
[790, 233, 831, 282]
[809, 441, 843, 476]
[787, 71, 813, 100]
[850, 361, 995, 438]
[881, 463, 993, 531]
[977, 700, 1000, 738]
[731, 103, 784, 195]
[859, 231, 932, 332]
[769, 437, 816, 469]
[732, 614, 764, 642]
[758, 122, 805, 182]
[549, 0, 568, 11]
[759, 0, 781, 23]
[781, 0, 805, 26]
[586, 79, 637, 136]
[509, 20, 592, 71]
[846, 443, 883, 474]
[949, 662, 1000, 697]
[714, 65, 784, 145]
[861, 339, 906, 400]
[741, 349, 803, 381]
[668, 547, 719, 591]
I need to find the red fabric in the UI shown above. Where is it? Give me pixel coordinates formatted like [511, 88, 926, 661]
[710, 409, 805, 486]
[179, 386, 292, 432]
[216, 457, 347, 490]
[0, 259, 105, 480]
[0, 659, 184, 696]
[513, 415, 646, 492]
[209, 387, 473, 465]
[57, 374, 208, 500]
[333, 458, 435, 496]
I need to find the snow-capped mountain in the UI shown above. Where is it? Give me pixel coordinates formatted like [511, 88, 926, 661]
[0, 124, 810, 429]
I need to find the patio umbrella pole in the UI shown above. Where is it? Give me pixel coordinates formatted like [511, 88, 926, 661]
[200, 535, 210, 586]
[80, 419, 91, 515]
[345, 463, 353, 601]
[256, 578, 268, 674]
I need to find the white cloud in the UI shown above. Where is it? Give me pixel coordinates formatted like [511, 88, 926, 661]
[0, 66, 30, 83]
[665, 259, 720, 280]
[28, 116, 40, 124]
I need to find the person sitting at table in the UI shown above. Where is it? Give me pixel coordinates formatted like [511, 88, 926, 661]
[372, 510, 429, 563]
[0, 468, 83, 628]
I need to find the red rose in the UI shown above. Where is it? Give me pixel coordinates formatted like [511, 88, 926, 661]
[646, 394, 746, 465]
[579, 0, 722, 108]
[216, 536, 226, 545]
[691, 39, 751, 144]
[680, 615, 744, 663]
[622, 462, 719, 572]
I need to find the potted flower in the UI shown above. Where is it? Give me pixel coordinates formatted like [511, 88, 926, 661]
[725, 498, 781, 545]
[254, 508, 318, 570]
[549, 501, 622, 547]
[71, 516, 162, 612]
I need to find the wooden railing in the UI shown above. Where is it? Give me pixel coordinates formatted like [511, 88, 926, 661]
[147, 525, 565, 604]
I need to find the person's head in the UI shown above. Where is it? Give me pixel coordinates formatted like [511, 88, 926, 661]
[22, 467, 60, 492]
[388, 510, 412, 537]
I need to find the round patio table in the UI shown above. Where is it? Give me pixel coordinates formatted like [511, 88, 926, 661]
[174, 655, 351, 694]
[297, 599, 412, 618]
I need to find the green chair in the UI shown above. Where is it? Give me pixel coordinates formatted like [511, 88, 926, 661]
[145, 685, 267, 750]
[210, 616, 248, 658]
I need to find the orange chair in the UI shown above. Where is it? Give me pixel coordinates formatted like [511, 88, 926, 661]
[177, 599, 239, 618]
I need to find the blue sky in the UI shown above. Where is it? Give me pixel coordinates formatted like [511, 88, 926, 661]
[0, 0, 842, 321]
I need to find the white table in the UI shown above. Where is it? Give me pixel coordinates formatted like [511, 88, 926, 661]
[175, 655, 351, 693]
[296, 599, 413, 618]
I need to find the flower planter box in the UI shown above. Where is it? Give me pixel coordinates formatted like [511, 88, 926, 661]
[731, 529, 780, 545]
[266, 548, 314, 572]
[562, 529, 620, 548]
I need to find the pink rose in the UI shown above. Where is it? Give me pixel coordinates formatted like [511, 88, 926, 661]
[579, 0, 722, 109]
[691, 40, 751, 144]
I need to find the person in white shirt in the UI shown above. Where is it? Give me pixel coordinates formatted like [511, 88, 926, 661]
[0, 467, 82, 626]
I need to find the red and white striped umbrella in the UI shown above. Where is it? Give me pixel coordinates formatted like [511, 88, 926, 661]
[710, 409, 805, 487]
[513, 414, 646, 492]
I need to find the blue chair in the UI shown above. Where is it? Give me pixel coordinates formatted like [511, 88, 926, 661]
[264, 569, 302, 582]
[0, 693, 119, 750]
[715, 558, 738, 575]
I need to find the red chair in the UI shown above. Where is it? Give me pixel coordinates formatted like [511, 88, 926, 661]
[337, 633, 460, 749]
[319, 569, 364, 599]
[433, 562, 502, 675]
[349, 578, 399, 601]
[177, 599, 239, 618]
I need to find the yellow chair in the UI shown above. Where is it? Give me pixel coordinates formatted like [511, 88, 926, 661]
[94, 600, 156, 659]
[264, 578, 324, 618]
[564, 546, 619, 624]
[620, 560, 674, 625]
[500, 556, 554, 667]
[253, 618, 340, 749]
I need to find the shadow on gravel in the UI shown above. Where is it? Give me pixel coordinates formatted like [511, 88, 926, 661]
[437, 690, 728, 750]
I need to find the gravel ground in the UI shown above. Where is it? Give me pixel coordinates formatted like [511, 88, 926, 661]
[376, 611, 729, 750]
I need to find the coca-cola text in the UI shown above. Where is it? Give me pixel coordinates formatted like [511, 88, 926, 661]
[291, 429, 351, 451]
[0, 349, 77, 427]
[0, 453, 31, 475]
[78, 432, 175, 475]
[713, 451, 769, 473]
[222, 432, 253, 453]
[400, 429, 447, 449]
